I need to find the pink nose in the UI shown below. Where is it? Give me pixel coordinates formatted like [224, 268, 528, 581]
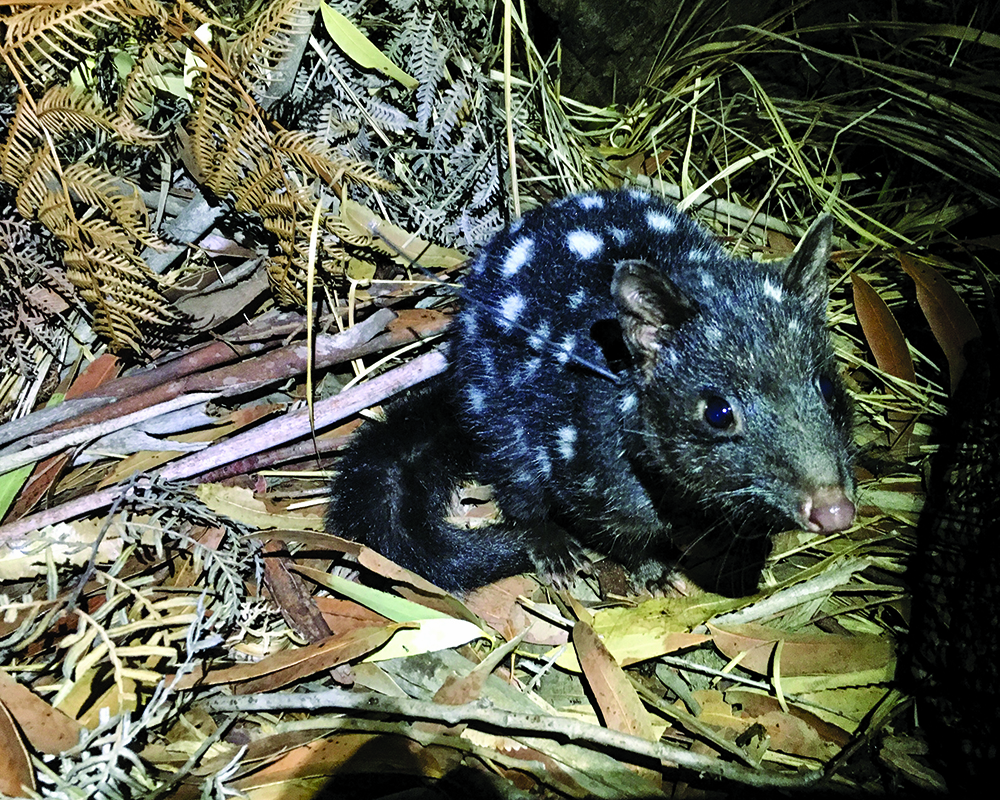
[803, 487, 856, 532]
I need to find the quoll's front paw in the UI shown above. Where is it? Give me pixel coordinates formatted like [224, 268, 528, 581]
[631, 558, 692, 596]
[526, 532, 593, 588]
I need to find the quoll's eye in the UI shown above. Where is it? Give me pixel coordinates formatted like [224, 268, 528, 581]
[817, 374, 835, 403]
[703, 395, 735, 430]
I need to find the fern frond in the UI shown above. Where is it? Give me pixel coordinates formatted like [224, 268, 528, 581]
[272, 129, 338, 175]
[2, 0, 167, 87]
[323, 215, 370, 247]
[15, 149, 61, 221]
[363, 96, 413, 134]
[186, 66, 271, 194]
[63, 243, 176, 352]
[0, 92, 44, 186]
[265, 251, 310, 305]
[272, 129, 395, 191]
[231, 0, 319, 100]
[61, 163, 155, 247]
[311, 101, 361, 142]
[75, 216, 137, 252]
[406, 11, 445, 133]
[433, 81, 471, 151]
[232, 157, 289, 213]
[37, 84, 163, 144]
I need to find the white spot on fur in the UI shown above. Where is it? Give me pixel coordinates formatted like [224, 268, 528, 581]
[567, 230, 604, 259]
[536, 446, 552, 478]
[556, 334, 577, 364]
[467, 385, 485, 414]
[557, 426, 577, 460]
[523, 356, 542, 379]
[609, 227, 631, 245]
[763, 279, 783, 303]
[619, 393, 638, 414]
[568, 288, 587, 309]
[462, 312, 479, 337]
[688, 248, 711, 262]
[476, 349, 497, 381]
[499, 293, 525, 326]
[515, 469, 535, 485]
[646, 210, 676, 233]
[578, 194, 605, 210]
[700, 272, 716, 289]
[629, 188, 651, 202]
[502, 237, 534, 277]
[509, 425, 527, 454]
[528, 320, 551, 351]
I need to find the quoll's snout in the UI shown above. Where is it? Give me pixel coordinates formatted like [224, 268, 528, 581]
[802, 486, 856, 533]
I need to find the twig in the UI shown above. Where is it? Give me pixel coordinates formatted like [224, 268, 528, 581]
[200, 686, 821, 790]
[0, 393, 220, 474]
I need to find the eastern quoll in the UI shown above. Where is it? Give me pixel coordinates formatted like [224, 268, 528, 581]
[328, 189, 856, 594]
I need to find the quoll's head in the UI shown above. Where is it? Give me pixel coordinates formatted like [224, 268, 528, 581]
[611, 215, 856, 536]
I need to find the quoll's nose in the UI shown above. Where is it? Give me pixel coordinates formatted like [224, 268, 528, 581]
[802, 486, 856, 533]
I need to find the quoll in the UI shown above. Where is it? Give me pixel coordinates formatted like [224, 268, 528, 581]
[328, 189, 856, 594]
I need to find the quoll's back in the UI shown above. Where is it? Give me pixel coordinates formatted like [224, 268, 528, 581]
[329, 189, 856, 593]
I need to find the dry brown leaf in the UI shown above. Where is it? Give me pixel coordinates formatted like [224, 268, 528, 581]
[315, 596, 393, 636]
[726, 690, 850, 759]
[898, 253, 981, 393]
[709, 622, 894, 677]
[573, 620, 656, 741]
[0, 670, 84, 756]
[355, 547, 450, 595]
[230, 732, 461, 789]
[262, 539, 332, 643]
[0, 697, 35, 796]
[852, 274, 916, 384]
[174, 625, 401, 691]
[385, 308, 452, 338]
[65, 353, 122, 398]
[464, 576, 566, 644]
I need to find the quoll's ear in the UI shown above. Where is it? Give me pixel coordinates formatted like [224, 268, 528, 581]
[612, 259, 697, 380]
[784, 214, 834, 311]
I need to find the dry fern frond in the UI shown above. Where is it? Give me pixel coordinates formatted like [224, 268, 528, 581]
[36, 84, 163, 144]
[0, 82, 178, 351]
[1, 0, 397, 348]
[2, 0, 168, 87]
[185, 65, 272, 194]
[13, 148, 61, 221]
[230, 0, 319, 100]
[273, 129, 396, 191]
[64, 242, 178, 350]
[0, 92, 45, 186]
[61, 162, 163, 248]
[231, 156, 291, 214]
